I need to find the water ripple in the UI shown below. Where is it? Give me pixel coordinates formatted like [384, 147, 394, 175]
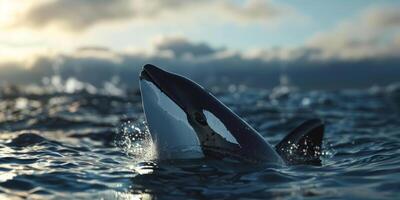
[0, 85, 399, 199]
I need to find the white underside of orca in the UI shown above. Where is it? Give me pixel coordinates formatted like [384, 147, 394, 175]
[140, 80, 204, 159]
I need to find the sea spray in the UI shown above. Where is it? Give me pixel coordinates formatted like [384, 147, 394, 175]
[114, 120, 155, 161]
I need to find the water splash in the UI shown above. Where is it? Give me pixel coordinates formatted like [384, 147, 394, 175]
[114, 120, 155, 161]
[270, 74, 298, 101]
[321, 142, 336, 164]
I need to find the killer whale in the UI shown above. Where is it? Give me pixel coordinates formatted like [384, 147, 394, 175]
[139, 64, 324, 165]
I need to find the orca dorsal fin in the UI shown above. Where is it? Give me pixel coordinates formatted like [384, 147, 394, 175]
[275, 119, 324, 165]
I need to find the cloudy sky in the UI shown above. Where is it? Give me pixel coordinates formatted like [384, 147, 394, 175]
[0, 0, 399, 89]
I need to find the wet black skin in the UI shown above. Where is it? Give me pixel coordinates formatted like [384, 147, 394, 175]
[140, 64, 283, 164]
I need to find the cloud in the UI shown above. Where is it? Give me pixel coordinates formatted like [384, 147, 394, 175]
[11, 0, 290, 31]
[16, 0, 134, 30]
[153, 36, 221, 58]
[365, 6, 400, 28]
[307, 5, 400, 60]
[1, 36, 399, 91]
[219, 0, 287, 23]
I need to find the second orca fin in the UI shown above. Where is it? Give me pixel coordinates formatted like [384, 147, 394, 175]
[275, 119, 324, 165]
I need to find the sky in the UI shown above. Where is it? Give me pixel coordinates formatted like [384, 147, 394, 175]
[0, 0, 399, 90]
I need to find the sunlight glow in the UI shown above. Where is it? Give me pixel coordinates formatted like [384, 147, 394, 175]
[0, 1, 15, 25]
[0, 0, 27, 26]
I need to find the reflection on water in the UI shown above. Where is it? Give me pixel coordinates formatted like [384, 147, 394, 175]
[0, 82, 400, 199]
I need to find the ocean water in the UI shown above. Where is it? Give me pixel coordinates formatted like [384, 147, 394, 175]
[0, 82, 399, 200]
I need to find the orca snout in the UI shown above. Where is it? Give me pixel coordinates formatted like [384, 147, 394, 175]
[140, 64, 167, 81]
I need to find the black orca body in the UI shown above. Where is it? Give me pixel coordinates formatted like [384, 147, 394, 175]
[139, 64, 324, 165]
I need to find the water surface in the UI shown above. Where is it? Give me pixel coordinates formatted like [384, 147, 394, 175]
[0, 83, 399, 199]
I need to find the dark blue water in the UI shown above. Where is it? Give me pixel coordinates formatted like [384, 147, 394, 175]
[0, 82, 399, 199]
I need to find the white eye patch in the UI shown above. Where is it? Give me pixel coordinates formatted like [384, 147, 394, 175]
[203, 110, 239, 145]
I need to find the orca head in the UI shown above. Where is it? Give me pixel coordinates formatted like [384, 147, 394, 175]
[139, 64, 204, 159]
[140, 64, 284, 164]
